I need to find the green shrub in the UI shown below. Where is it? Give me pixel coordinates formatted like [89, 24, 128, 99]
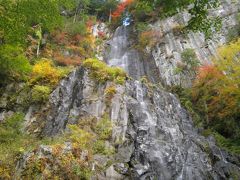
[65, 20, 87, 36]
[214, 132, 240, 155]
[83, 58, 126, 84]
[135, 22, 149, 33]
[0, 113, 38, 178]
[93, 140, 115, 155]
[72, 165, 92, 180]
[181, 49, 200, 72]
[93, 140, 106, 154]
[0, 44, 32, 84]
[0, 113, 24, 143]
[31, 85, 51, 103]
[174, 48, 200, 77]
[95, 115, 112, 140]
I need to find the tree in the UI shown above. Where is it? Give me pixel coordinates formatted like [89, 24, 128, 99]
[191, 38, 240, 138]
[0, 0, 75, 83]
[0, 0, 27, 44]
[88, 0, 118, 21]
[0, 0, 74, 45]
[181, 48, 200, 74]
[0, 0, 75, 84]
[112, 0, 133, 19]
[71, 0, 90, 22]
[0, 44, 31, 84]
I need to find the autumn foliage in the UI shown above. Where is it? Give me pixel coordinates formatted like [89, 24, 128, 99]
[192, 65, 224, 119]
[191, 39, 240, 138]
[30, 59, 69, 86]
[53, 51, 82, 66]
[194, 64, 222, 81]
[49, 21, 95, 66]
[112, 0, 134, 19]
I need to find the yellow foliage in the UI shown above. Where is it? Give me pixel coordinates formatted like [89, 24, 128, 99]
[83, 58, 126, 84]
[215, 38, 240, 86]
[191, 38, 240, 139]
[0, 166, 11, 179]
[31, 58, 60, 85]
[31, 58, 71, 86]
[212, 38, 240, 119]
[105, 85, 117, 100]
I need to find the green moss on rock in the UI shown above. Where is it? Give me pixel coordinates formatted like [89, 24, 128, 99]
[82, 58, 126, 84]
[31, 85, 51, 103]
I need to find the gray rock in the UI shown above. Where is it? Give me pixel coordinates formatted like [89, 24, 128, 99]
[150, 0, 240, 87]
[21, 1, 240, 179]
[0, 110, 14, 122]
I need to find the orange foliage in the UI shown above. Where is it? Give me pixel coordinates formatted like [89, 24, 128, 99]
[192, 64, 238, 121]
[51, 30, 68, 45]
[53, 51, 82, 66]
[48, 27, 95, 66]
[86, 17, 95, 28]
[195, 64, 223, 81]
[112, 0, 134, 19]
[74, 34, 84, 42]
[191, 40, 240, 138]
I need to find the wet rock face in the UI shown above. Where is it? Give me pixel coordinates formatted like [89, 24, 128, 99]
[124, 81, 240, 179]
[25, 68, 240, 179]
[106, 26, 161, 84]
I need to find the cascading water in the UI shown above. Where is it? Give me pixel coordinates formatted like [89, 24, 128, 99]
[104, 25, 240, 179]
[106, 26, 160, 82]
[20, 22, 240, 180]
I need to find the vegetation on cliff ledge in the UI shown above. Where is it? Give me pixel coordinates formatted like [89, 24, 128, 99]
[83, 58, 127, 84]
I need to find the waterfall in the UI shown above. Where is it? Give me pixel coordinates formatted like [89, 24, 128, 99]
[20, 18, 240, 180]
[103, 24, 240, 179]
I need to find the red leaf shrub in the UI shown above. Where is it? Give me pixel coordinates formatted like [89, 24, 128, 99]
[112, 0, 134, 19]
[51, 30, 68, 45]
[98, 31, 105, 38]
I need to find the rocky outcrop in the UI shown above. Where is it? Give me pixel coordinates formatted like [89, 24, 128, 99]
[0, 83, 30, 112]
[150, 0, 240, 86]
[20, 67, 240, 179]
[20, 24, 240, 179]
